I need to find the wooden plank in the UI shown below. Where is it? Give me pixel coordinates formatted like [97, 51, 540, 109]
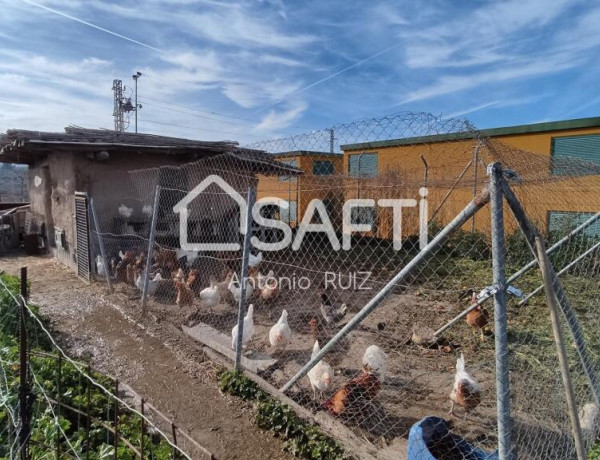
[182, 323, 277, 373]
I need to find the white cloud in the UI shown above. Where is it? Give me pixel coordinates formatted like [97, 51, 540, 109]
[255, 100, 308, 132]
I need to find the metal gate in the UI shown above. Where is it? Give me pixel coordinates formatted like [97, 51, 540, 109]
[74, 192, 91, 282]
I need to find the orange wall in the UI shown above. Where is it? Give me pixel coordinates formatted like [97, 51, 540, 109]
[256, 154, 343, 226]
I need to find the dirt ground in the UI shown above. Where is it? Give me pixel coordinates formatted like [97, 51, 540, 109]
[0, 254, 292, 460]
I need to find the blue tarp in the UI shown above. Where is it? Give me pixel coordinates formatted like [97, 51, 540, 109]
[407, 416, 499, 460]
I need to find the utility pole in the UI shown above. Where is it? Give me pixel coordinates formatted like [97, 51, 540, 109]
[132, 72, 142, 133]
[112, 79, 125, 133]
[328, 129, 335, 154]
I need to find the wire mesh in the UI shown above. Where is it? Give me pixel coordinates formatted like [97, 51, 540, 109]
[85, 112, 600, 459]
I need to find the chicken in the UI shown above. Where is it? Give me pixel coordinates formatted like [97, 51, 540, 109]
[269, 310, 292, 351]
[173, 268, 186, 283]
[307, 340, 334, 401]
[154, 247, 178, 272]
[134, 251, 146, 268]
[261, 277, 279, 302]
[126, 263, 137, 285]
[256, 270, 274, 289]
[231, 304, 254, 350]
[465, 292, 490, 342]
[199, 276, 220, 310]
[186, 269, 202, 293]
[579, 402, 600, 443]
[320, 291, 347, 325]
[142, 204, 153, 216]
[216, 270, 234, 299]
[118, 204, 133, 218]
[249, 252, 263, 268]
[228, 275, 254, 304]
[362, 345, 387, 383]
[175, 248, 200, 267]
[308, 318, 330, 345]
[135, 269, 163, 296]
[175, 279, 194, 307]
[449, 353, 481, 419]
[96, 255, 106, 277]
[321, 368, 381, 416]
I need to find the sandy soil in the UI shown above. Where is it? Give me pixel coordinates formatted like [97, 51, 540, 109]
[0, 254, 292, 460]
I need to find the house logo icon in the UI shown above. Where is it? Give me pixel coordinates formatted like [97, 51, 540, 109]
[173, 174, 248, 251]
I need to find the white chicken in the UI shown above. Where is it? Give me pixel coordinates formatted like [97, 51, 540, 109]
[142, 204, 153, 216]
[135, 271, 163, 296]
[96, 255, 106, 277]
[362, 345, 387, 383]
[231, 304, 254, 350]
[269, 310, 292, 351]
[579, 402, 599, 443]
[228, 276, 254, 303]
[199, 277, 220, 310]
[249, 252, 263, 268]
[449, 353, 481, 419]
[307, 340, 334, 401]
[118, 204, 133, 218]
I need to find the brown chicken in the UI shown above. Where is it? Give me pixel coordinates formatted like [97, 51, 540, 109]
[175, 279, 194, 307]
[449, 353, 481, 419]
[465, 292, 489, 342]
[321, 367, 381, 417]
[186, 269, 202, 293]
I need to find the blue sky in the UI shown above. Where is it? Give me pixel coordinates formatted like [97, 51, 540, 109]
[1, 0, 599, 144]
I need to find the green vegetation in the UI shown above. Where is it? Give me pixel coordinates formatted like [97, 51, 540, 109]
[219, 369, 347, 460]
[0, 273, 175, 459]
[590, 443, 600, 460]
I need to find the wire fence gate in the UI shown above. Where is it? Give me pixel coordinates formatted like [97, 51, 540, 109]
[0, 267, 213, 460]
[82, 112, 600, 459]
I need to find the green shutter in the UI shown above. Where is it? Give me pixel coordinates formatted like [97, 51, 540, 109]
[348, 153, 377, 177]
[548, 211, 600, 238]
[552, 135, 600, 175]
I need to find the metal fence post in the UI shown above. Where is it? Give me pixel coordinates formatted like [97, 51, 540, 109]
[235, 186, 256, 371]
[435, 208, 600, 337]
[89, 197, 113, 293]
[489, 163, 512, 460]
[535, 236, 586, 460]
[142, 185, 162, 314]
[281, 187, 491, 393]
[18, 267, 31, 460]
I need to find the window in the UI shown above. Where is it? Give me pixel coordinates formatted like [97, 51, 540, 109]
[348, 153, 378, 177]
[350, 206, 376, 226]
[279, 201, 298, 223]
[551, 134, 600, 176]
[548, 211, 600, 238]
[313, 160, 334, 175]
[279, 159, 298, 182]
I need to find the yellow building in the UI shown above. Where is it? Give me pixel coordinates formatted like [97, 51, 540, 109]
[340, 117, 600, 238]
[256, 151, 344, 226]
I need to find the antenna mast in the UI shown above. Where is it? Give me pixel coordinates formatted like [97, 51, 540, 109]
[112, 79, 125, 133]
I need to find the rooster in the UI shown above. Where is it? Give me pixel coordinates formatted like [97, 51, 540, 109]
[320, 291, 347, 326]
[321, 367, 381, 417]
[269, 310, 292, 351]
[307, 340, 334, 402]
[465, 292, 490, 342]
[449, 353, 481, 420]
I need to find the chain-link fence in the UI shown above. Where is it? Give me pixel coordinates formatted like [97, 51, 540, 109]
[87, 112, 600, 459]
